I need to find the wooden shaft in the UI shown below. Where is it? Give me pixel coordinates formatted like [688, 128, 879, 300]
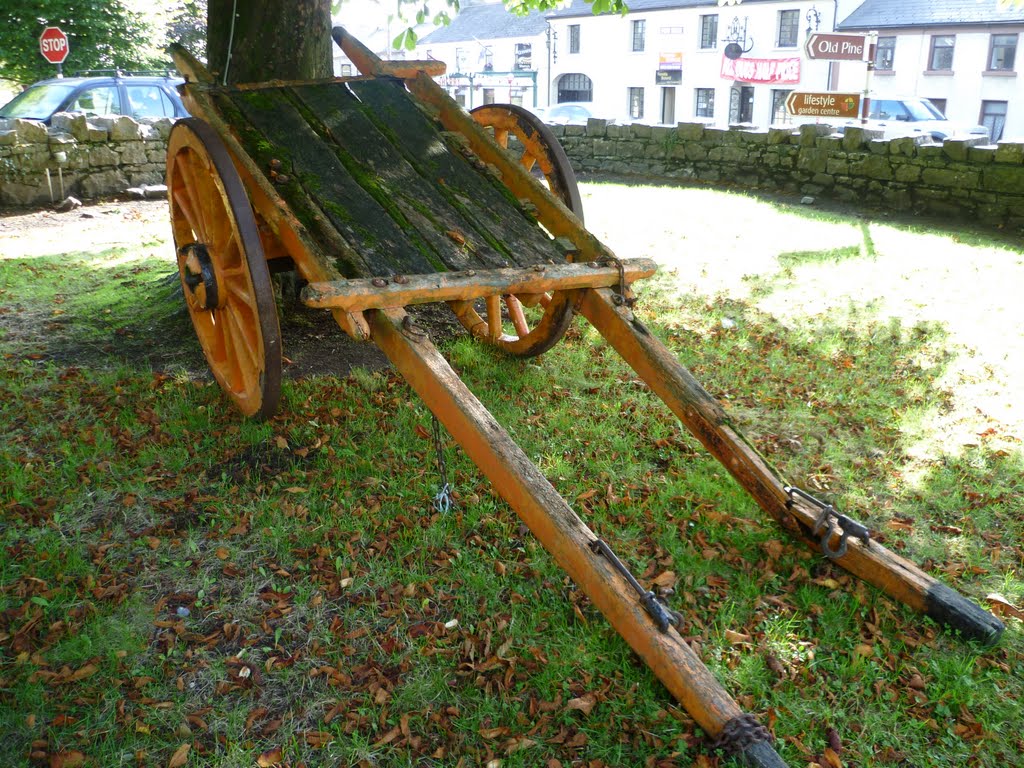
[301, 259, 657, 311]
[367, 307, 761, 739]
[579, 288, 1004, 645]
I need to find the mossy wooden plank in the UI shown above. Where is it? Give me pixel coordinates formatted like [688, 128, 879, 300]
[291, 82, 508, 271]
[345, 78, 564, 268]
[228, 88, 439, 277]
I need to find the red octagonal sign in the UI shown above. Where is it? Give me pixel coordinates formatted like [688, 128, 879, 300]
[39, 26, 70, 65]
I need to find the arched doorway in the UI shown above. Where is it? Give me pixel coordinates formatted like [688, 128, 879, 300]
[557, 73, 593, 103]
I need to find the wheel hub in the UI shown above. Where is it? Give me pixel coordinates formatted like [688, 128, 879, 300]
[180, 243, 220, 309]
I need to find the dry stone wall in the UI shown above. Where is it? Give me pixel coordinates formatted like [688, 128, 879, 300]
[552, 121, 1024, 232]
[3, 112, 1023, 234]
[0, 113, 175, 207]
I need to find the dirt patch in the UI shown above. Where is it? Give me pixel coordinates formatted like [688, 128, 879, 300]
[1, 197, 468, 381]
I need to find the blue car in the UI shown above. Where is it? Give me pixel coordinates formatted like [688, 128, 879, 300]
[0, 72, 188, 124]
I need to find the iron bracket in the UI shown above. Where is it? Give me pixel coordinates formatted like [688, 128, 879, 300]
[786, 486, 871, 559]
[589, 538, 681, 633]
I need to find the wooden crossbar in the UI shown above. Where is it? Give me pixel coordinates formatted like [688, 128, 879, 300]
[300, 258, 657, 311]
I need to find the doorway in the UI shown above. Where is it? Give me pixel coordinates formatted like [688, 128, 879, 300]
[729, 85, 754, 124]
[661, 87, 676, 125]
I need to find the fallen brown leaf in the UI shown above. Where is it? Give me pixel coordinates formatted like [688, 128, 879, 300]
[167, 743, 190, 768]
[565, 693, 597, 715]
[256, 747, 283, 766]
[49, 751, 86, 768]
[986, 593, 1024, 621]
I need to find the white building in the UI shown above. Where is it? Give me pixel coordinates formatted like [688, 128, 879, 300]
[416, 3, 549, 110]
[838, 0, 1024, 141]
[544, 0, 867, 127]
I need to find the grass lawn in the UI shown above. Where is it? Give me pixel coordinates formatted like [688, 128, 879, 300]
[1, 182, 1022, 768]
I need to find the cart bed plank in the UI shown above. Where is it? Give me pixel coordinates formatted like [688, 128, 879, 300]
[291, 82, 512, 271]
[344, 79, 559, 267]
[218, 78, 565, 279]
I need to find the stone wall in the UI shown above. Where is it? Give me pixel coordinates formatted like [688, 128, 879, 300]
[0, 114, 175, 207]
[552, 121, 1024, 232]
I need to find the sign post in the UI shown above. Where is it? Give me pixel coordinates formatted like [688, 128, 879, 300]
[39, 26, 70, 77]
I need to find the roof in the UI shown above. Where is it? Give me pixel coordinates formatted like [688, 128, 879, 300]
[547, 0, 715, 20]
[838, 0, 1024, 30]
[419, 3, 549, 44]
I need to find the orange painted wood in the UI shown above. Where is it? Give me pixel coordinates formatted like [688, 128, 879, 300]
[300, 259, 657, 311]
[578, 287, 1002, 640]
[366, 306, 752, 737]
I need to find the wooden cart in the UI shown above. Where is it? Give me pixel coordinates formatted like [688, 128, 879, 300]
[166, 28, 1003, 768]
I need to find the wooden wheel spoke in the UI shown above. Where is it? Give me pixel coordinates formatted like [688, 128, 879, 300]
[223, 306, 260, 390]
[494, 127, 510, 148]
[224, 273, 256, 308]
[520, 153, 538, 173]
[505, 295, 530, 337]
[485, 294, 503, 340]
[172, 186, 201, 239]
[178, 153, 211, 241]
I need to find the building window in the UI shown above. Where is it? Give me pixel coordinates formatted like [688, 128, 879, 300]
[929, 98, 947, 115]
[989, 34, 1017, 71]
[980, 100, 1007, 141]
[455, 47, 466, 72]
[483, 88, 495, 105]
[514, 43, 532, 70]
[628, 87, 645, 119]
[771, 89, 792, 124]
[777, 10, 799, 48]
[700, 15, 718, 50]
[482, 46, 494, 71]
[557, 73, 593, 103]
[632, 20, 646, 52]
[875, 37, 895, 71]
[340, 63, 353, 76]
[695, 87, 715, 118]
[929, 35, 955, 71]
[569, 24, 580, 54]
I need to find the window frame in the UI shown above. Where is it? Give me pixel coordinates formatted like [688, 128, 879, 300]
[771, 89, 793, 125]
[928, 34, 955, 72]
[980, 100, 1008, 141]
[776, 9, 799, 48]
[875, 36, 895, 71]
[988, 33, 1017, 72]
[557, 72, 593, 103]
[569, 24, 580, 54]
[631, 19, 646, 52]
[695, 87, 715, 118]
[628, 86, 645, 120]
[699, 15, 718, 50]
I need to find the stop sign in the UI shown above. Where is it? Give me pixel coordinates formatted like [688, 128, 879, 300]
[39, 26, 70, 65]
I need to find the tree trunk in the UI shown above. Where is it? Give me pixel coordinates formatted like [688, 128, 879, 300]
[207, 0, 332, 84]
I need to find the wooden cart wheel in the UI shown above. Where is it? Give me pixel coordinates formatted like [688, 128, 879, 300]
[461, 104, 580, 357]
[451, 289, 577, 357]
[470, 103, 584, 221]
[166, 117, 283, 419]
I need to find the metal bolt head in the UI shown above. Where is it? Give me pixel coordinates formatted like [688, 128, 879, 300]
[394, 275, 409, 284]
[372, 277, 388, 287]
